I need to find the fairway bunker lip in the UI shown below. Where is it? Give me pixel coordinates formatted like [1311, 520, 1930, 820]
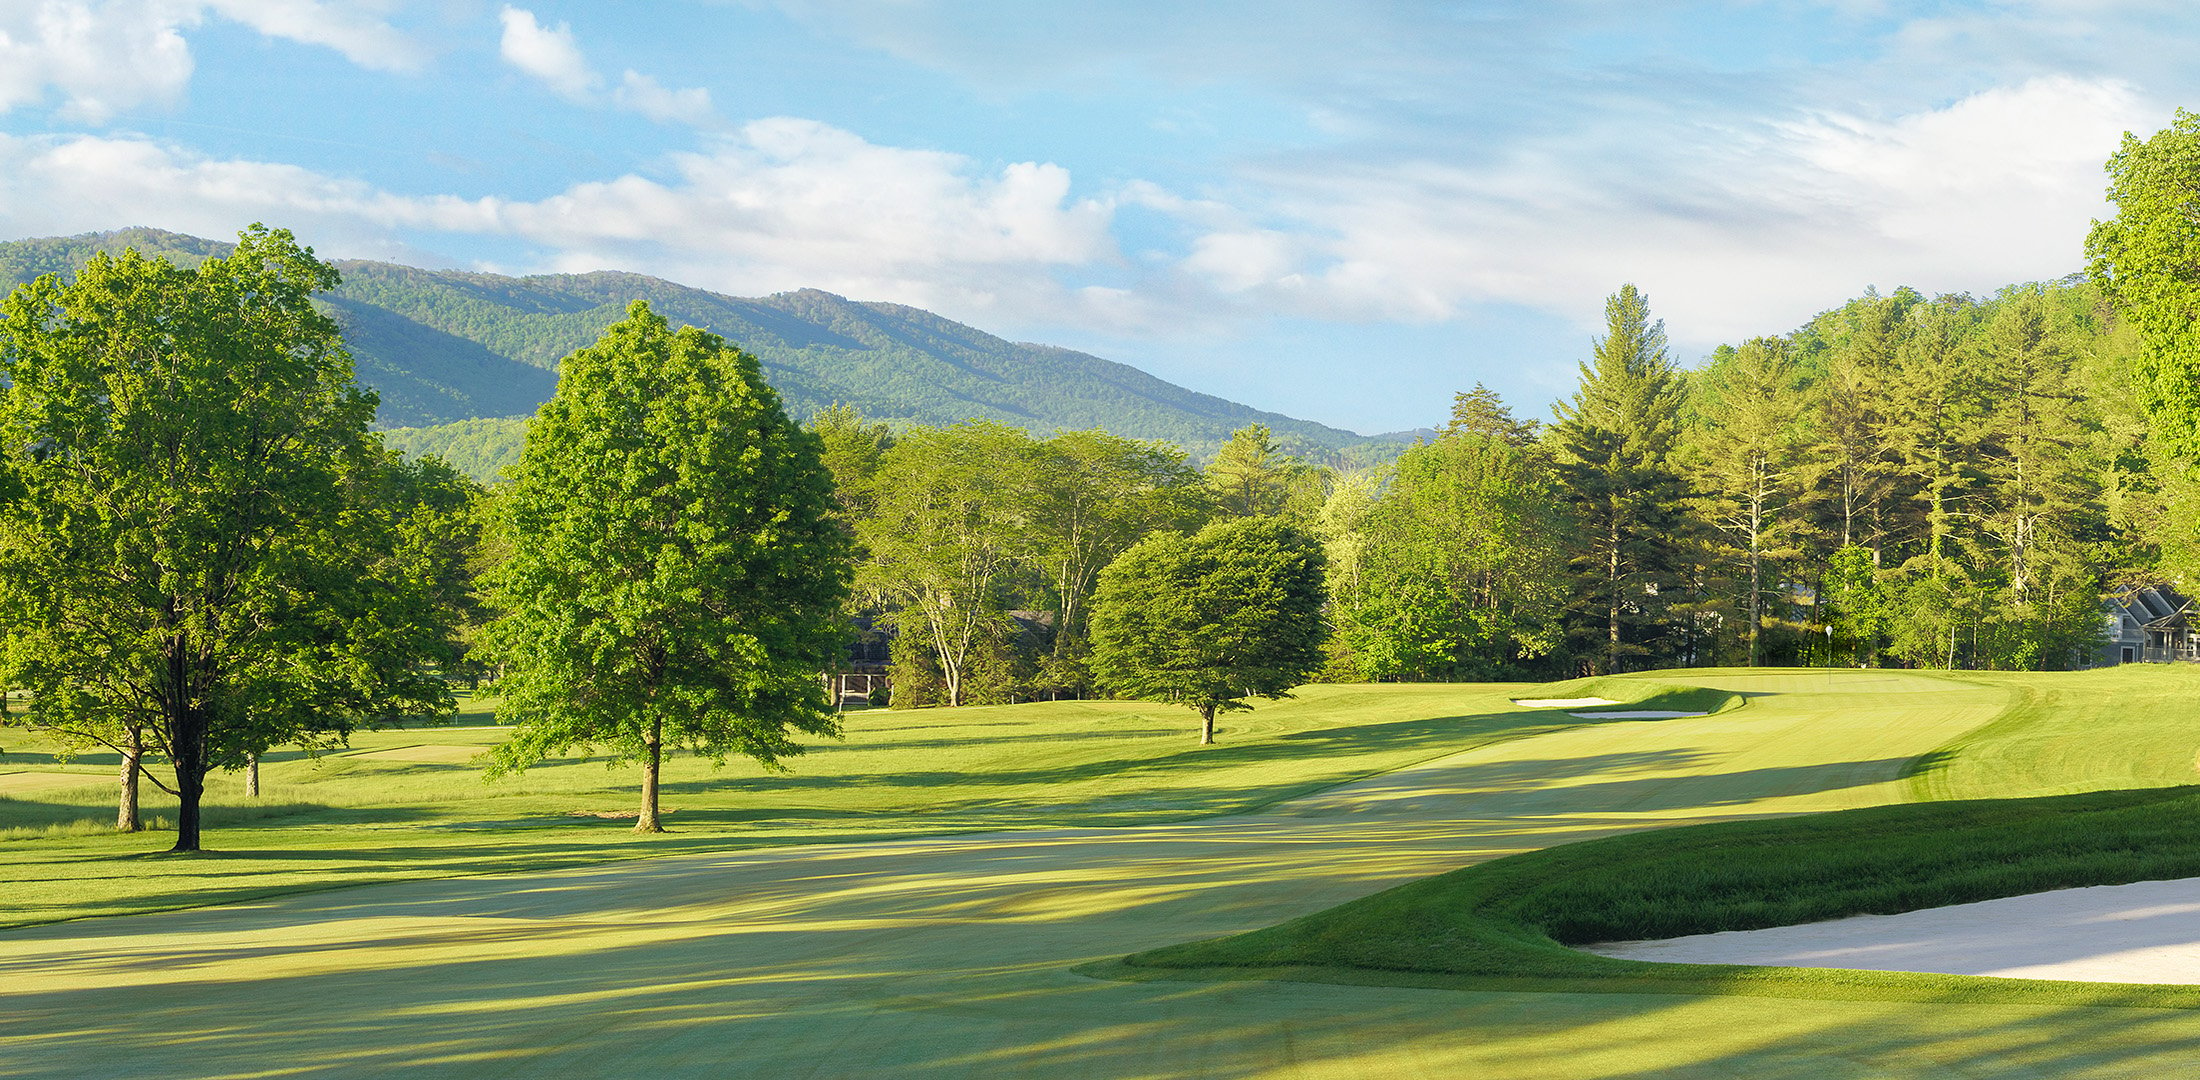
[1581, 877, 2200, 985]
[1512, 697, 1622, 708]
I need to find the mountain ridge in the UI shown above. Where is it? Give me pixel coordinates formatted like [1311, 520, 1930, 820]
[0, 228, 1409, 478]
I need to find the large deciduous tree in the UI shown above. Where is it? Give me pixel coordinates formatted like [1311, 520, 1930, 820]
[484, 301, 853, 833]
[857, 421, 1044, 707]
[1333, 422, 1569, 680]
[0, 226, 456, 852]
[1088, 517, 1326, 744]
[2089, 109, 2200, 458]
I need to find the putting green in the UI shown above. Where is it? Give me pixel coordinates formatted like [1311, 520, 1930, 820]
[7, 669, 2200, 1078]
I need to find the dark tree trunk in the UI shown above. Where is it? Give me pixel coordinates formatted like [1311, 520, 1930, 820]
[117, 725, 142, 833]
[1198, 703, 1216, 746]
[169, 702, 210, 854]
[1606, 513, 1622, 674]
[636, 717, 664, 833]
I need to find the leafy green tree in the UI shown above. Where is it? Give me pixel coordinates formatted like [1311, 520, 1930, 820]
[484, 301, 853, 833]
[859, 421, 1045, 707]
[809, 403, 895, 524]
[1444, 382, 1540, 446]
[1338, 428, 1568, 679]
[1089, 517, 1326, 743]
[1026, 429, 1207, 694]
[1549, 284, 1689, 673]
[2088, 109, 2200, 458]
[1820, 544, 1891, 664]
[0, 226, 454, 851]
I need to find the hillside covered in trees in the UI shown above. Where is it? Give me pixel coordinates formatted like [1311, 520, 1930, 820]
[0, 229, 1404, 470]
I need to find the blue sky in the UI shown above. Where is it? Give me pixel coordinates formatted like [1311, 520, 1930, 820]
[0, 2, 2187, 434]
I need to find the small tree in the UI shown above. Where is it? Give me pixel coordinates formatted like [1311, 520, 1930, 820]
[1089, 517, 1326, 744]
[485, 302, 853, 832]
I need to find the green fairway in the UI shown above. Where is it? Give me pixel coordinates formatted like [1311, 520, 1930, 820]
[1123, 664, 2200, 1008]
[14, 666, 2200, 1078]
[0, 683, 1565, 927]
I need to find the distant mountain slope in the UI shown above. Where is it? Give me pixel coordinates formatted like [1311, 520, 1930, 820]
[0, 228, 1394, 461]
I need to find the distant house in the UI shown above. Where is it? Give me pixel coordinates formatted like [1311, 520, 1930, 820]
[2100, 586, 2198, 666]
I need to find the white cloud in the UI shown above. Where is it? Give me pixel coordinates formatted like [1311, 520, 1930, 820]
[1173, 75, 2157, 348]
[496, 6, 596, 102]
[0, 1, 197, 122]
[205, 0, 423, 72]
[614, 70, 712, 126]
[0, 120, 1115, 322]
[0, 0, 419, 122]
[497, 6, 713, 125]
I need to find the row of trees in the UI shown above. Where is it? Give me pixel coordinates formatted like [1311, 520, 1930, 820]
[0, 236, 1328, 845]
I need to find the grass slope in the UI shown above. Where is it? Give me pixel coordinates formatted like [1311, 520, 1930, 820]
[1121, 665, 2200, 1005]
[0, 684, 1558, 928]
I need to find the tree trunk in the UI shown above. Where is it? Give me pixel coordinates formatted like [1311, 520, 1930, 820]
[1199, 703, 1216, 746]
[117, 725, 143, 833]
[1606, 513, 1622, 675]
[245, 753, 259, 798]
[169, 709, 208, 854]
[636, 717, 664, 833]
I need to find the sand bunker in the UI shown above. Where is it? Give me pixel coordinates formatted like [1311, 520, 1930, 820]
[1568, 710, 1710, 719]
[1585, 877, 2200, 984]
[1513, 697, 1621, 708]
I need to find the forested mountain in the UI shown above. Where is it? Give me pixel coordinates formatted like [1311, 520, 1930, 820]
[0, 229, 1394, 473]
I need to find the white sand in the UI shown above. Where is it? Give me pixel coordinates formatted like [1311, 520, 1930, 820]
[1513, 697, 1620, 708]
[1585, 877, 2200, 984]
[1567, 710, 1710, 719]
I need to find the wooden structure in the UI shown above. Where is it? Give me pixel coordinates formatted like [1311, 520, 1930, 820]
[2100, 586, 2198, 666]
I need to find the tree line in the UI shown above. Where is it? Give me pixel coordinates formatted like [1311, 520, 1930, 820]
[17, 108, 2200, 847]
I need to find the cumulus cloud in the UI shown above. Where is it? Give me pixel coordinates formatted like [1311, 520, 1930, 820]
[0, 0, 419, 122]
[496, 5, 596, 102]
[1172, 75, 2155, 347]
[497, 6, 713, 126]
[614, 70, 712, 126]
[0, 120, 1114, 320]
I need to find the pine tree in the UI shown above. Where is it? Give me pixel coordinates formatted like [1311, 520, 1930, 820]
[1684, 337, 1806, 666]
[1549, 284, 1689, 673]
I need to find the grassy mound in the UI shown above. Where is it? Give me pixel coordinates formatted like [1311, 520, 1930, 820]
[1123, 784, 2200, 1005]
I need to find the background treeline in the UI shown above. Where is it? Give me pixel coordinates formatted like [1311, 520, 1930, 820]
[836, 273, 2173, 698]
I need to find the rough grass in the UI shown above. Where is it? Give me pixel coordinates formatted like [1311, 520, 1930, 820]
[1122, 664, 2200, 1005]
[0, 683, 1567, 927]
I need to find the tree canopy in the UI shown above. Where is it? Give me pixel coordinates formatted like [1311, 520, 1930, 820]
[484, 301, 853, 832]
[0, 225, 457, 851]
[1089, 517, 1327, 743]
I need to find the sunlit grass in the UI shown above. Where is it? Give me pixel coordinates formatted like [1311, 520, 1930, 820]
[0, 683, 1560, 927]
[1123, 664, 2200, 1004]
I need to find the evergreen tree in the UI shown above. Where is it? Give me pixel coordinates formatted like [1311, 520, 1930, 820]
[1206, 423, 1304, 518]
[1549, 284, 1689, 673]
[1683, 337, 1806, 666]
